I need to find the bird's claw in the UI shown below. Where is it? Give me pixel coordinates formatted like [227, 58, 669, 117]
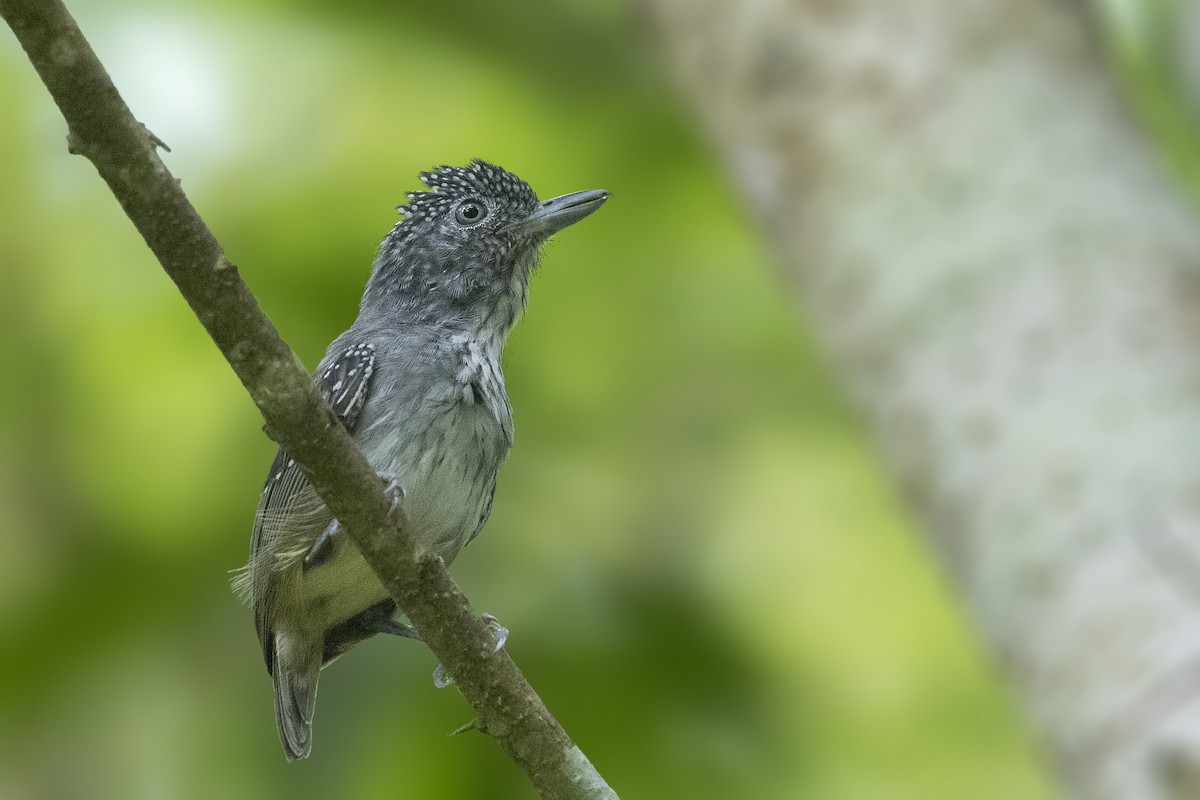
[379, 471, 404, 517]
[431, 613, 509, 689]
[482, 613, 509, 653]
[432, 662, 454, 689]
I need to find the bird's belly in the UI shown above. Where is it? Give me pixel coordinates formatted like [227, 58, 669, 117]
[300, 543, 389, 630]
[376, 401, 504, 556]
[299, 401, 506, 630]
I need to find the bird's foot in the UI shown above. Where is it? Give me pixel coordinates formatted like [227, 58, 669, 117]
[482, 613, 509, 652]
[432, 662, 454, 689]
[432, 613, 509, 689]
[379, 471, 404, 518]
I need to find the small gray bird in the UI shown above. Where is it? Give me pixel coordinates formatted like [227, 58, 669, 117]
[234, 161, 607, 760]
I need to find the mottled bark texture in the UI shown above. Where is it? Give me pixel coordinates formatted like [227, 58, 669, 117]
[646, 0, 1200, 797]
[0, 1, 617, 797]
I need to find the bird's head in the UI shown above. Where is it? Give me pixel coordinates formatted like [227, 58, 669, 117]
[365, 160, 607, 334]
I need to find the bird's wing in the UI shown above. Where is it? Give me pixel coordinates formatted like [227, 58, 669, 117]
[314, 341, 378, 430]
[233, 343, 377, 654]
[245, 341, 377, 570]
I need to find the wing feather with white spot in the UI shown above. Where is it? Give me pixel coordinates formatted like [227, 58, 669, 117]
[318, 342, 376, 430]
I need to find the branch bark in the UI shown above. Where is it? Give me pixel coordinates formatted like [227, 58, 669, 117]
[645, 0, 1200, 797]
[0, 1, 616, 797]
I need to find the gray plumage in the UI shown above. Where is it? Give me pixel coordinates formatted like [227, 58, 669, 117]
[233, 161, 607, 760]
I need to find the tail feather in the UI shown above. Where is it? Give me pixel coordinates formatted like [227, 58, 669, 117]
[272, 635, 321, 761]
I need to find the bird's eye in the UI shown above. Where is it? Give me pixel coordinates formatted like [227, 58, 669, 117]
[455, 200, 487, 226]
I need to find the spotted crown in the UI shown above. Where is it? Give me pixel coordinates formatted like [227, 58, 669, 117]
[395, 160, 539, 226]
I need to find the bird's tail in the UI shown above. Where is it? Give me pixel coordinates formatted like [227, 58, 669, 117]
[272, 633, 321, 761]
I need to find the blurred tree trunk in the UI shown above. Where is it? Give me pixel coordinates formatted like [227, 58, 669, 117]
[645, 0, 1200, 797]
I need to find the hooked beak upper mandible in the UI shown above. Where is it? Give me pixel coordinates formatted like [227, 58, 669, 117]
[510, 189, 609, 237]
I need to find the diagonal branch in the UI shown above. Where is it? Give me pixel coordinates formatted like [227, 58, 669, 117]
[0, 1, 617, 797]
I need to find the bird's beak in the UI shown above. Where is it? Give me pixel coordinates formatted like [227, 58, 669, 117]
[513, 189, 609, 237]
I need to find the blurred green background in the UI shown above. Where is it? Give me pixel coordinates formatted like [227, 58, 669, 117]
[10, 1, 1188, 798]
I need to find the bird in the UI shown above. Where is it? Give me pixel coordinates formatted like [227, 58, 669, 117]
[233, 160, 608, 761]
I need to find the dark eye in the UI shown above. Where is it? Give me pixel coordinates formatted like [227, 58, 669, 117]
[455, 200, 487, 226]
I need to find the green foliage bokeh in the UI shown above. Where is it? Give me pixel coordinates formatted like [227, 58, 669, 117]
[0, 1, 1057, 798]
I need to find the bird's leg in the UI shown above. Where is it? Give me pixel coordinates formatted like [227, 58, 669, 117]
[433, 613, 509, 688]
[304, 519, 340, 568]
[306, 472, 403, 570]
